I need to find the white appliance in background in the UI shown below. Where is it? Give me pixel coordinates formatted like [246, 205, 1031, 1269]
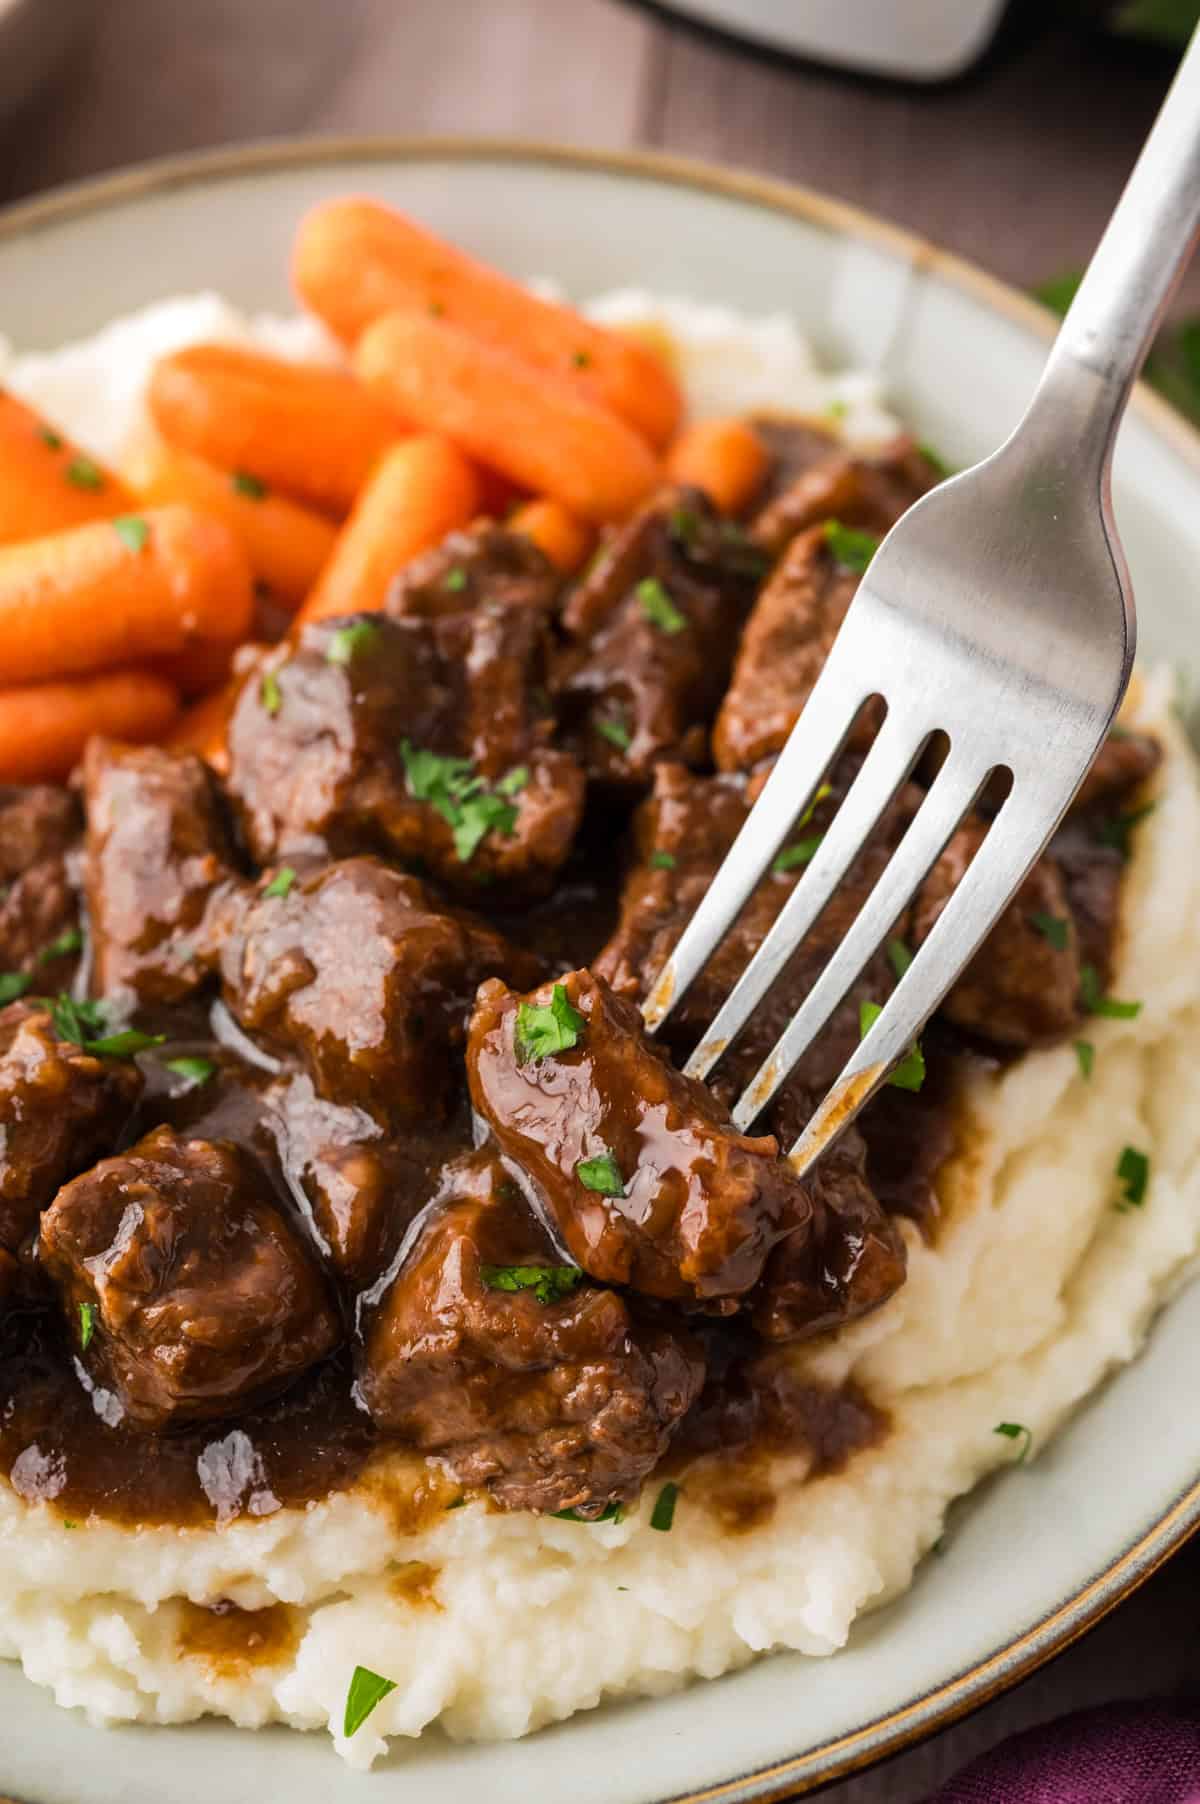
[652, 0, 1014, 80]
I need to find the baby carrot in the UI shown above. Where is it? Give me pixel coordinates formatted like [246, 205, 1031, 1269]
[122, 438, 337, 608]
[665, 417, 769, 516]
[295, 436, 481, 627]
[508, 498, 594, 574]
[294, 198, 682, 450]
[147, 344, 405, 516]
[0, 506, 254, 687]
[355, 313, 661, 526]
[0, 669, 179, 782]
[0, 391, 133, 546]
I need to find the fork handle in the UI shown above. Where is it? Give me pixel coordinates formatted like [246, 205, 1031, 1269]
[1026, 25, 1200, 467]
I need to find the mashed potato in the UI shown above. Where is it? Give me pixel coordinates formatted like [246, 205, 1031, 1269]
[0, 298, 1196, 1770]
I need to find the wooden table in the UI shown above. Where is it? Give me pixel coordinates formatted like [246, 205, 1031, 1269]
[3, 4, 1199, 1799]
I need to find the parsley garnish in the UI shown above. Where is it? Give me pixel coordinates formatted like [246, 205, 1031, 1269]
[823, 519, 880, 574]
[399, 741, 524, 863]
[1033, 271, 1083, 317]
[38, 426, 63, 451]
[65, 456, 103, 491]
[263, 866, 297, 900]
[576, 1150, 626, 1196]
[1115, 1145, 1150, 1211]
[572, 348, 592, 369]
[444, 567, 468, 593]
[637, 577, 686, 635]
[1098, 800, 1156, 859]
[428, 300, 446, 317]
[515, 982, 585, 1063]
[553, 1502, 624, 1523]
[446, 1494, 467, 1510]
[1030, 912, 1070, 951]
[668, 507, 699, 546]
[37, 926, 82, 964]
[481, 1264, 583, 1305]
[1074, 1039, 1095, 1080]
[0, 972, 31, 1005]
[887, 938, 914, 981]
[79, 1302, 96, 1351]
[825, 398, 848, 420]
[164, 1055, 216, 1087]
[650, 850, 677, 871]
[260, 669, 282, 716]
[772, 834, 822, 873]
[232, 469, 267, 499]
[326, 620, 379, 665]
[1079, 964, 1141, 1019]
[495, 765, 529, 797]
[39, 993, 162, 1058]
[343, 1665, 397, 1738]
[919, 442, 951, 479]
[112, 515, 148, 554]
[994, 1421, 1032, 1463]
[81, 1028, 166, 1057]
[859, 999, 925, 1091]
[650, 1481, 679, 1532]
[596, 714, 632, 752]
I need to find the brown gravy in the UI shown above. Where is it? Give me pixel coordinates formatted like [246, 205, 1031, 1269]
[176, 1600, 299, 1676]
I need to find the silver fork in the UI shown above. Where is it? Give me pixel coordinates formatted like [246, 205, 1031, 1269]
[644, 28, 1200, 1178]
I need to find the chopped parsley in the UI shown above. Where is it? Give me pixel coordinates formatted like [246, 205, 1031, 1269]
[823, 519, 880, 574]
[667, 506, 700, 546]
[325, 620, 379, 665]
[1098, 800, 1156, 859]
[263, 866, 297, 900]
[919, 442, 952, 479]
[444, 566, 468, 593]
[428, 300, 446, 317]
[39, 993, 162, 1059]
[79, 1302, 97, 1352]
[38, 425, 63, 451]
[112, 515, 149, 554]
[772, 834, 822, 874]
[37, 925, 82, 964]
[481, 1264, 583, 1306]
[343, 1665, 397, 1738]
[1115, 1145, 1150, 1212]
[596, 713, 632, 752]
[164, 1055, 216, 1087]
[0, 972, 31, 1005]
[1074, 1039, 1095, 1080]
[576, 1150, 626, 1197]
[399, 741, 524, 863]
[232, 469, 267, 499]
[825, 398, 848, 421]
[445, 1494, 467, 1510]
[260, 669, 282, 716]
[649, 1481, 679, 1532]
[649, 850, 677, 871]
[65, 456, 104, 491]
[1030, 911, 1070, 951]
[1079, 964, 1142, 1019]
[515, 982, 585, 1063]
[887, 938, 914, 981]
[994, 1421, 1032, 1463]
[572, 348, 592, 369]
[80, 1028, 166, 1058]
[495, 765, 529, 797]
[553, 1501, 624, 1523]
[1033, 271, 1083, 317]
[859, 999, 925, 1091]
[637, 577, 686, 635]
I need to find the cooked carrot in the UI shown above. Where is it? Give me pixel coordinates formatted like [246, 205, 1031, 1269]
[295, 436, 481, 628]
[355, 313, 661, 526]
[0, 391, 134, 546]
[508, 498, 594, 574]
[471, 461, 525, 520]
[665, 417, 769, 516]
[0, 506, 254, 687]
[0, 669, 179, 782]
[294, 198, 682, 450]
[122, 438, 337, 608]
[147, 344, 405, 516]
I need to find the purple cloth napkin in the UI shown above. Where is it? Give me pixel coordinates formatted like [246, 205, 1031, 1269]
[930, 1703, 1200, 1803]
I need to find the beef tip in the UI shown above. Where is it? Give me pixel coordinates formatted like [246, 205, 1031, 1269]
[750, 433, 939, 560]
[0, 1244, 16, 1311]
[1071, 728, 1161, 816]
[913, 818, 1080, 1048]
[1051, 820, 1124, 985]
[385, 520, 559, 618]
[468, 968, 810, 1304]
[0, 784, 79, 875]
[83, 740, 244, 1013]
[747, 415, 841, 514]
[220, 856, 541, 1123]
[226, 608, 585, 899]
[712, 525, 870, 772]
[552, 486, 763, 788]
[39, 1125, 339, 1431]
[0, 785, 82, 988]
[0, 1001, 142, 1254]
[357, 1144, 704, 1515]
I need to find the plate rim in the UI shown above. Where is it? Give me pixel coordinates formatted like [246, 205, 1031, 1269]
[2, 132, 1199, 1802]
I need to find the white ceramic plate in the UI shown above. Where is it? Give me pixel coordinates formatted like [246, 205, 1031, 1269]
[1, 140, 1199, 1804]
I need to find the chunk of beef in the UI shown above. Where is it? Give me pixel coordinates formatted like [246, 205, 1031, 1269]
[1051, 820, 1124, 984]
[220, 856, 541, 1123]
[0, 1001, 142, 1253]
[712, 526, 869, 772]
[913, 819, 1081, 1048]
[358, 1145, 704, 1514]
[83, 740, 244, 1013]
[0, 1245, 18, 1312]
[39, 1125, 339, 1430]
[750, 433, 939, 560]
[0, 785, 79, 876]
[552, 486, 763, 787]
[1072, 728, 1161, 817]
[468, 968, 811, 1304]
[385, 520, 559, 618]
[747, 415, 840, 514]
[226, 608, 584, 899]
[0, 785, 82, 988]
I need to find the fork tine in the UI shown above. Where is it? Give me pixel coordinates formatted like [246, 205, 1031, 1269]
[785, 791, 1064, 1176]
[685, 708, 929, 1082]
[728, 750, 987, 1132]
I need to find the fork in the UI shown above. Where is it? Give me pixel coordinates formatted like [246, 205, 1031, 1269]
[643, 28, 1200, 1178]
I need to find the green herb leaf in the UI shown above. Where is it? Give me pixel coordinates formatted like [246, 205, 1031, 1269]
[637, 577, 687, 635]
[823, 519, 880, 574]
[1074, 1039, 1095, 1080]
[1097, 800, 1156, 859]
[887, 938, 914, 982]
[1079, 964, 1142, 1019]
[79, 1302, 97, 1352]
[1115, 1144, 1150, 1212]
[649, 850, 677, 871]
[859, 999, 925, 1091]
[325, 620, 380, 665]
[650, 1481, 679, 1532]
[515, 982, 585, 1063]
[37, 925, 82, 965]
[260, 669, 282, 716]
[164, 1055, 216, 1087]
[263, 866, 297, 900]
[444, 566, 468, 593]
[553, 1501, 624, 1523]
[495, 765, 529, 798]
[65, 456, 104, 491]
[772, 834, 822, 874]
[343, 1665, 397, 1739]
[825, 398, 848, 421]
[446, 1494, 467, 1510]
[84, 1028, 165, 1058]
[919, 441, 952, 479]
[1030, 911, 1070, 952]
[452, 792, 518, 863]
[112, 515, 149, 554]
[0, 972, 32, 1005]
[667, 507, 700, 545]
[1032, 271, 1083, 317]
[993, 1421, 1032, 1463]
[572, 348, 592, 369]
[576, 1150, 626, 1197]
[42, 993, 106, 1044]
[596, 713, 632, 752]
[232, 469, 267, 499]
[399, 741, 522, 863]
[481, 1263, 583, 1306]
[38, 425, 63, 451]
